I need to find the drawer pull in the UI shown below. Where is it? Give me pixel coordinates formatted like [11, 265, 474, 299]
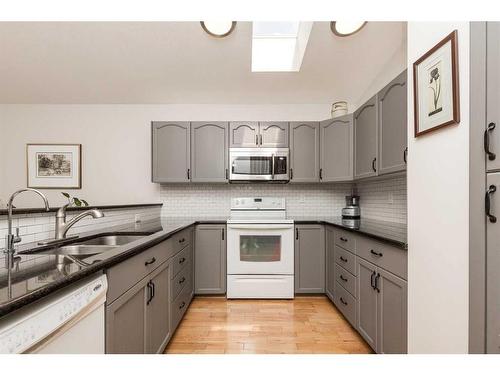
[179, 301, 186, 310]
[340, 297, 348, 306]
[339, 256, 348, 263]
[179, 277, 186, 284]
[370, 249, 383, 257]
[179, 257, 186, 264]
[340, 275, 348, 282]
[144, 257, 156, 266]
[178, 238, 186, 244]
[340, 237, 348, 242]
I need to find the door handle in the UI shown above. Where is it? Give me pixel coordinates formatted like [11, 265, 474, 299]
[179, 301, 186, 310]
[370, 271, 376, 289]
[272, 154, 275, 180]
[340, 297, 348, 306]
[187, 168, 191, 180]
[295, 228, 299, 240]
[222, 228, 225, 240]
[319, 168, 323, 180]
[486, 185, 497, 223]
[151, 280, 155, 300]
[179, 276, 186, 284]
[372, 157, 377, 172]
[225, 168, 229, 180]
[290, 168, 293, 180]
[374, 273, 381, 293]
[484, 122, 496, 161]
[179, 257, 186, 264]
[259, 134, 263, 145]
[146, 281, 153, 305]
[256, 134, 259, 145]
[339, 256, 347, 263]
[403, 147, 408, 164]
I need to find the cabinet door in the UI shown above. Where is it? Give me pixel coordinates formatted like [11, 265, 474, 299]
[320, 114, 353, 182]
[487, 172, 500, 352]
[294, 225, 325, 293]
[378, 70, 408, 175]
[259, 122, 289, 147]
[487, 23, 500, 172]
[377, 268, 407, 354]
[195, 224, 227, 294]
[152, 121, 190, 182]
[146, 261, 171, 354]
[191, 122, 229, 182]
[106, 277, 148, 354]
[325, 227, 336, 301]
[289, 122, 320, 182]
[356, 257, 378, 351]
[354, 96, 378, 179]
[229, 121, 259, 148]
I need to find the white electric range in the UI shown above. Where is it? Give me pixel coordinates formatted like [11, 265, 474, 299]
[226, 197, 294, 299]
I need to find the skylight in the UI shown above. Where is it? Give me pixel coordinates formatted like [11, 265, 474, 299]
[251, 22, 313, 72]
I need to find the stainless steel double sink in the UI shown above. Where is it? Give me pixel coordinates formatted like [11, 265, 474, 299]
[40, 234, 147, 265]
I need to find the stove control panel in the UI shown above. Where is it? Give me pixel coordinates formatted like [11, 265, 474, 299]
[231, 197, 285, 210]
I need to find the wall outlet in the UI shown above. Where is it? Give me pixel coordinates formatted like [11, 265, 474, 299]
[387, 192, 394, 204]
[135, 214, 142, 223]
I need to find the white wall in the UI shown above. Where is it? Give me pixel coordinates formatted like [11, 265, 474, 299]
[0, 104, 330, 208]
[407, 22, 470, 353]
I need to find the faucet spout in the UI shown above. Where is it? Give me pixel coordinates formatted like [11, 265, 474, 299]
[55, 204, 104, 239]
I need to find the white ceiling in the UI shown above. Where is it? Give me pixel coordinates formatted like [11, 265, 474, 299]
[0, 22, 406, 104]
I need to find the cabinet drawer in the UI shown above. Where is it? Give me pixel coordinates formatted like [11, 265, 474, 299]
[357, 236, 407, 280]
[334, 281, 357, 327]
[334, 230, 356, 253]
[334, 245, 356, 275]
[107, 241, 171, 304]
[172, 244, 192, 278]
[171, 262, 191, 301]
[172, 228, 192, 253]
[334, 263, 356, 297]
[171, 278, 192, 331]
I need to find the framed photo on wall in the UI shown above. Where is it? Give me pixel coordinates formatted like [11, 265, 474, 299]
[413, 30, 460, 137]
[27, 144, 82, 189]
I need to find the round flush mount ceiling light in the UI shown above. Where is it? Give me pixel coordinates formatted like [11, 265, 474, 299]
[200, 21, 236, 38]
[330, 21, 367, 37]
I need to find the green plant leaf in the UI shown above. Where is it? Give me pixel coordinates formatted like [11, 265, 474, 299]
[73, 198, 82, 207]
[81, 199, 89, 206]
[61, 192, 70, 198]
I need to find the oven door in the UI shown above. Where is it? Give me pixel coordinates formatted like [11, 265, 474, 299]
[229, 148, 289, 182]
[227, 223, 294, 274]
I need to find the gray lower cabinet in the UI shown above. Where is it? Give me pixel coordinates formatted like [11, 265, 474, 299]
[259, 121, 289, 147]
[354, 95, 378, 179]
[194, 224, 226, 294]
[378, 70, 408, 175]
[190, 122, 229, 182]
[106, 276, 149, 354]
[294, 225, 325, 293]
[325, 227, 336, 301]
[487, 22, 500, 172]
[320, 114, 354, 182]
[229, 121, 259, 148]
[356, 257, 378, 351]
[377, 268, 407, 354]
[289, 122, 320, 182]
[152, 121, 191, 183]
[146, 261, 172, 354]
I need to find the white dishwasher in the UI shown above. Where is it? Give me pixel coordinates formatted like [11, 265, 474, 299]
[0, 273, 107, 354]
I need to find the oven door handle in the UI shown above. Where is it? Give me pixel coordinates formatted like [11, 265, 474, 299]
[227, 224, 294, 230]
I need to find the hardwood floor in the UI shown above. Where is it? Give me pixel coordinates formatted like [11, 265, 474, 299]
[164, 296, 373, 354]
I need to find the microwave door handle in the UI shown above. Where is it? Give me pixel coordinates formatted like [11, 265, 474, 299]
[272, 154, 275, 180]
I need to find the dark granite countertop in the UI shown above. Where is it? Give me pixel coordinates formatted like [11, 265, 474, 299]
[0, 217, 227, 318]
[291, 217, 407, 249]
[0, 203, 163, 216]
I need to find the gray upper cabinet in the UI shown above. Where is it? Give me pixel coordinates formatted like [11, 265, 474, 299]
[195, 224, 227, 295]
[259, 122, 289, 147]
[191, 122, 229, 182]
[378, 70, 408, 175]
[354, 96, 378, 179]
[377, 268, 407, 354]
[289, 122, 320, 182]
[146, 261, 171, 354]
[152, 121, 190, 183]
[487, 23, 500, 172]
[325, 227, 336, 301]
[106, 276, 148, 354]
[229, 121, 259, 148]
[356, 257, 378, 351]
[294, 224, 325, 293]
[320, 114, 354, 182]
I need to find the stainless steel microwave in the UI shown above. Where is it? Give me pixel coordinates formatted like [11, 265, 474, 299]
[229, 148, 289, 183]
